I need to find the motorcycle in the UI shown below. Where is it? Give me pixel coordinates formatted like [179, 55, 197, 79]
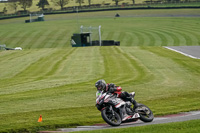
[96, 90, 154, 126]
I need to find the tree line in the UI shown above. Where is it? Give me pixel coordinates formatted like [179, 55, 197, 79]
[3, 0, 87, 13]
[2, 0, 198, 14]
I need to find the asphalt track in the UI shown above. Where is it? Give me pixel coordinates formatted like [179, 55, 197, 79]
[38, 111, 200, 133]
[164, 46, 200, 59]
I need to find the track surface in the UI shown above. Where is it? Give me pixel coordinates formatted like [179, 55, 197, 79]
[39, 111, 200, 133]
[164, 46, 200, 59]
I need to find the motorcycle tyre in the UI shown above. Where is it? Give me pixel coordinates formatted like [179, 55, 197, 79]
[101, 109, 121, 126]
[137, 103, 154, 122]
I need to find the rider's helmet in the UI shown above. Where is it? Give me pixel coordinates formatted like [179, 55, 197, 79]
[95, 79, 106, 91]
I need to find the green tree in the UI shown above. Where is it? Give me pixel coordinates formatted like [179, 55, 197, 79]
[37, 0, 49, 10]
[6, 1, 18, 13]
[51, 0, 69, 10]
[88, 0, 91, 6]
[18, 0, 32, 11]
[3, 7, 7, 14]
[76, 0, 84, 7]
[112, 0, 123, 6]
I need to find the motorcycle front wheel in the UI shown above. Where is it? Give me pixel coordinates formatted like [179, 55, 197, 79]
[136, 103, 154, 122]
[101, 108, 121, 126]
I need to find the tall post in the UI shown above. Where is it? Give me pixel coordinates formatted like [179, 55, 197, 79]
[30, 14, 31, 22]
[99, 25, 101, 46]
[89, 26, 92, 44]
[80, 25, 83, 33]
[76, 7, 79, 32]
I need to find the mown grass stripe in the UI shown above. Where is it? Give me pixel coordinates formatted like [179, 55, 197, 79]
[18, 50, 66, 78]
[137, 30, 151, 46]
[33, 30, 56, 48]
[27, 30, 44, 49]
[146, 47, 200, 76]
[128, 32, 140, 46]
[0, 31, 10, 42]
[175, 24, 200, 32]
[169, 25, 200, 45]
[0, 51, 26, 61]
[37, 48, 76, 79]
[114, 47, 151, 85]
[143, 30, 156, 46]
[155, 29, 179, 46]
[14, 30, 37, 48]
[0, 51, 32, 63]
[0, 47, 102, 94]
[101, 31, 109, 41]
[50, 29, 69, 48]
[147, 30, 162, 46]
[44, 29, 66, 48]
[0, 49, 57, 88]
[48, 47, 103, 82]
[117, 31, 126, 43]
[157, 29, 175, 46]
[19, 30, 41, 49]
[105, 31, 114, 40]
[175, 23, 200, 32]
[0, 30, 11, 43]
[8, 30, 31, 48]
[167, 27, 194, 46]
[41, 30, 62, 48]
[166, 29, 191, 46]
[59, 30, 73, 47]
[111, 31, 120, 41]
[0, 30, 23, 45]
[150, 30, 166, 46]
[31, 30, 57, 48]
[123, 32, 135, 46]
[0, 51, 32, 79]
[158, 27, 185, 46]
[168, 26, 200, 46]
[99, 46, 148, 85]
[132, 31, 144, 46]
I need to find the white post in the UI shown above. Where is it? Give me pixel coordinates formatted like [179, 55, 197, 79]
[89, 33, 92, 45]
[30, 14, 31, 22]
[76, 7, 79, 31]
[80, 25, 83, 33]
[99, 25, 101, 46]
[90, 26, 92, 44]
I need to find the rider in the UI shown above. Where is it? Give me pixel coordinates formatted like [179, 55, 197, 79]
[95, 79, 138, 108]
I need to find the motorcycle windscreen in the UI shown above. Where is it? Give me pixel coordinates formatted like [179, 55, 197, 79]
[96, 90, 102, 98]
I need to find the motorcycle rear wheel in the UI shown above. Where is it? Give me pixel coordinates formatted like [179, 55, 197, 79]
[101, 108, 121, 126]
[136, 103, 154, 122]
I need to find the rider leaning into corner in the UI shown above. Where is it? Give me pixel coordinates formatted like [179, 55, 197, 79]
[95, 79, 138, 109]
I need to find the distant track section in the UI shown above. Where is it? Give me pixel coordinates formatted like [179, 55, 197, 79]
[164, 46, 200, 59]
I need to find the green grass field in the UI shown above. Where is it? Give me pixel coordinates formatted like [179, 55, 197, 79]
[1, 9, 200, 48]
[0, 9, 200, 132]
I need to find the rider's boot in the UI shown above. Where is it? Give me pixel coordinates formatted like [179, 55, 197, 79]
[126, 96, 138, 110]
[130, 98, 138, 110]
[122, 114, 130, 121]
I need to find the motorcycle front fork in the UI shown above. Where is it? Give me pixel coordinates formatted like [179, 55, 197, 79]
[119, 105, 127, 119]
[109, 106, 115, 116]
